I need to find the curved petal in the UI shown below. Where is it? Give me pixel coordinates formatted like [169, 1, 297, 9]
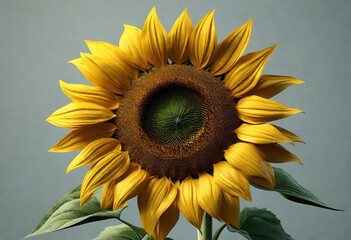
[244, 74, 305, 99]
[138, 177, 177, 236]
[224, 142, 275, 188]
[188, 10, 217, 69]
[141, 7, 168, 67]
[197, 173, 222, 220]
[113, 163, 149, 211]
[224, 45, 276, 98]
[119, 25, 150, 70]
[178, 177, 204, 230]
[272, 125, 305, 143]
[66, 138, 121, 174]
[46, 102, 115, 129]
[154, 201, 179, 240]
[257, 143, 302, 164]
[84, 40, 138, 70]
[237, 95, 303, 124]
[213, 161, 251, 201]
[49, 122, 116, 152]
[69, 53, 136, 95]
[210, 19, 252, 76]
[59, 80, 119, 110]
[101, 180, 116, 210]
[168, 8, 194, 64]
[81, 53, 136, 94]
[235, 123, 293, 145]
[80, 150, 130, 205]
[220, 191, 240, 228]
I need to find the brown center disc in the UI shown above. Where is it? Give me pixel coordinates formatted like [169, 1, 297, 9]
[115, 65, 240, 179]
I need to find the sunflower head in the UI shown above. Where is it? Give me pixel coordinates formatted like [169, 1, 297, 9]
[47, 7, 304, 240]
[116, 64, 240, 179]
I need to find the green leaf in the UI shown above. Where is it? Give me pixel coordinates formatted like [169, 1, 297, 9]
[93, 224, 145, 240]
[251, 167, 341, 211]
[26, 184, 126, 238]
[228, 207, 292, 240]
[227, 225, 252, 240]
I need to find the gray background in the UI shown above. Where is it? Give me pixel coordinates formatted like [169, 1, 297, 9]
[1, 0, 350, 239]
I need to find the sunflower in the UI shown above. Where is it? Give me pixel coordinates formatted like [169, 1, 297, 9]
[47, 7, 304, 240]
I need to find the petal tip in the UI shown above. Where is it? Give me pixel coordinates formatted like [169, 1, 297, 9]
[243, 190, 252, 202]
[46, 116, 53, 123]
[66, 165, 74, 175]
[59, 80, 67, 89]
[48, 146, 56, 152]
[150, 6, 157, 14]
[67, 58, 80, 64]
[296, 79, 305, 84]
[80, 52, 92, 60]
[207, 9, 215, 18]
[80, 52, 88, 58]
[264, 44, 277, 55]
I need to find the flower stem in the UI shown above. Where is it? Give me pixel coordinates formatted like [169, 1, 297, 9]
[197, 212, 212, 240]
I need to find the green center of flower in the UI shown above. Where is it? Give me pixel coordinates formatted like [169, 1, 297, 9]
[141, 86, 208, 147]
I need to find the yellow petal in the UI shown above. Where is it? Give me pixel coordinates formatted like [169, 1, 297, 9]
[49, 122, 116, 152]
[237, 95, 303, 124]
[66, 138, 121, 174]
[210, 19, 252, 76]
[224, 142, 275, 188]
[68, 57, 95, 82]
[81, 53, 137, 94]
[272, 125, 305, 143]
[138, 177, 177, 236]
[168, 8, 194, 64]
[113, 163, 149, 211]
[119, 25, 150, 70]
[197, 173, 222, 220]
[59, 80, 119, 110]
[84, 40, 139, 70]
[188, 10, 217, 69]
[80, 150, 130, 205]
[47, 102, 115, 129]
[141, 7, 168, 67]
[220, 191, 240, 228]
[247, 175, 276, 188]
[244, 75, 305, 99]
[178, 177, 204, 230]
[224, 45, 276, 98]
[154, 201, 179, 240]
[213, 161, 251, 201]
[70, 53, 136, 95]
[257, 143, 302, 164]
[235, 123, 293, 145]
[101, 180, 116, 210]
[68, 57, 112, 92]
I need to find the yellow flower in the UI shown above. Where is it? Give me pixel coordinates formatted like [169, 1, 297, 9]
[47, 7, 304, 240]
